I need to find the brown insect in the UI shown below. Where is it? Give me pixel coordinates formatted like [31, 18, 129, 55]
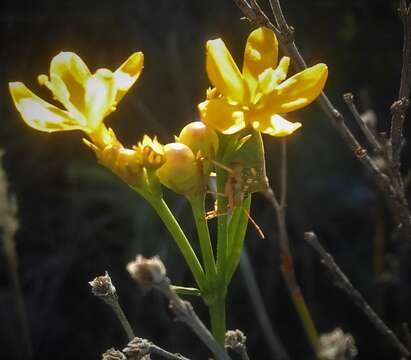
[206, 160, 265, 239]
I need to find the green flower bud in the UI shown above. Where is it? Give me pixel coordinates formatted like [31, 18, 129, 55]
[156, 142, 202, 195]
[178, 121, 219, 160]
[99, 145, 144, 187]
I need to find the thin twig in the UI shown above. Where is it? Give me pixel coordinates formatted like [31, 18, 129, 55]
[390, 1, 411, 169]
[233, 0, 411, 242]
[343, 93, 382, 153]
[263, 139, 320, 354]
[240, 251, 289, 360]
[89, 272, 135, 341]
[127, 255, 231, 360]
[304, 231, 410, 358]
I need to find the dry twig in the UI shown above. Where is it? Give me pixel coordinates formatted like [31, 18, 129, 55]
[89, 272, 135, 341]
[305, 231, 410, 358]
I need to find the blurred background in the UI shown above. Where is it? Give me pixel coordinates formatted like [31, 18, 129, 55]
[0, 0, 409, 359]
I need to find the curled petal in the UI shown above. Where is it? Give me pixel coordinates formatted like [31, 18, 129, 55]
[114, 52, 144, 104]
[206, 39, 247, 103]
[252, 114, 301, 137]
[243, 27, 278, 96]
[263, 63, 328, 113]
[9, 82, 83, 132]
[198, 99, 246, 134]
[49, 52, 91, 113]
[85, 69, 116, 130]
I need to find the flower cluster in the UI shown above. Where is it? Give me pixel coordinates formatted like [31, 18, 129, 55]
[8, 26, 327, 196]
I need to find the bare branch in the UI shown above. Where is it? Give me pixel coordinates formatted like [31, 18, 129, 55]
[304, 232, 410, 358]
[343, 93, 382, 153]
[89, 272, 135, 341]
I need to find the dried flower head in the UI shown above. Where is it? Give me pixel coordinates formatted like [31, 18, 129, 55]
[89, 271, 116, 298]
[123, 337, 151, 360]
[318, 328, 357, 360]
[101, 348, 126, 360]
[225, 329, 247, 350]
[126, 255, 166, 290]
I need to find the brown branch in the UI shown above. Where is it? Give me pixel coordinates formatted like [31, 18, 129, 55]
[390, 0, 411, 169]
[343, 93, 382, 154]
[305, 232, 410, 358]
[263, 138, 320, 355]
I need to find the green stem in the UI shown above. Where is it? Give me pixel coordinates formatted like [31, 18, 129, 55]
[208, 295, 226, 346]
[149, 197, 206, 289]
[216, 166, 229, 280]
[226, 195, 251, 284]
[189, 195, 218, 281]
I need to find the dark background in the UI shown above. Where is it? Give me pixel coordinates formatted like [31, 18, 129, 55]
[0, 0, 409, 359]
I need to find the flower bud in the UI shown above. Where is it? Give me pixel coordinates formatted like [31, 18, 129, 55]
[134, 135, 165, 170]
[100, 145, 144, 187]
[156, 142, 201, 195]
[177, 121, 219, 160]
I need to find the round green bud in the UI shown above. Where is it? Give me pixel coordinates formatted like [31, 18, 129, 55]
[178, 121, 219, 160]
[156, 142, 201, 195]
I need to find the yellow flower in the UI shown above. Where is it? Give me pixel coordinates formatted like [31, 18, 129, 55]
[133, 135, 165, 170]
[198, 27, 328, 137]
[9, 51, 144, 147]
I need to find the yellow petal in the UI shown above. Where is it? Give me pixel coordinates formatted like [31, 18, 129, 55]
[243, 27, 278, 96]
[49, 52, 91, 113]
[206, 39, 247, 103]
[258, 56, 290, 95]
[198, 99, 246, 134]
[9, 82, 83, 132]
[252, 114, 301, 137]
[85, 69, 116, 130]
[114, 52, 144, 104]
[263, 63, 328, 113]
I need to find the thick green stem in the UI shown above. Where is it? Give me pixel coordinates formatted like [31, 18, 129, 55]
[149, 197, 206, 289]
[208, 295, 227, 346]
[189, 195, 218, 281]
[226, 195, 251, 284]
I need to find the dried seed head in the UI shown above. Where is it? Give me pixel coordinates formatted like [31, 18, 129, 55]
[127, 255, 166, 290]
[225, 329, 247, 350]
[318, 328, 357, 360]
[123, 337, 151, 360]
[89, 271, 116, 297]
[101, 348, 126, 360]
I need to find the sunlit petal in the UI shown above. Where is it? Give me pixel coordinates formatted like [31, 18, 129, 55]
[263, 63, 328, 113]
[243, 27, 278, 96]
[49, 52, 91, 113]
[252, 114, 301, 137]
[206, 39, 247, 103]
[85, 69, 116, 130]
[114, 52, 144, 104]
[198, 99, 246, 134]
[9, 82, 83, 132]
